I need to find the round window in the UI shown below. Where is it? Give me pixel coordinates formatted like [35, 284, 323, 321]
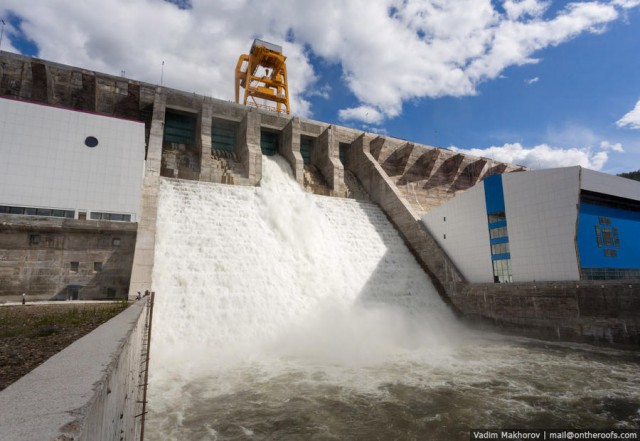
[84, 136, 99, 148]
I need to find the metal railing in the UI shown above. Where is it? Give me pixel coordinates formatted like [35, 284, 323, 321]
[136, 291, 155, 441]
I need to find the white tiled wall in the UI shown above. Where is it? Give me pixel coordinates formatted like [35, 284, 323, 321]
[422, 183, 494, 283]
[0, 98, 145, 220]
[581, 168, 640, 202]
[503, 167, 581, 282]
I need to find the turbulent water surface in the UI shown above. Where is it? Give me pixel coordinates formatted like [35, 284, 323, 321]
[146, 156, 640, 441]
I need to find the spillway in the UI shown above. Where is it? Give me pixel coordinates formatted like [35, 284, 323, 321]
[146, 156, 640, 440]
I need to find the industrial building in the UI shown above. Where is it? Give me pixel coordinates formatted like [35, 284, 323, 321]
[422, 166, 640, 283]
[0, 96, 144, 300]
[0, 97, 145, 221]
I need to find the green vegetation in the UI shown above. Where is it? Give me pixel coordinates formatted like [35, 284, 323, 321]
[0, 302, 129, 339]
[617, 169, 640, 181]
[0, 301, 132, 391]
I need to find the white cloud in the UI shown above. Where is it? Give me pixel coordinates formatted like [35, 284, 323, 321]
[613, 0, 640, 8]
[616, 99, 640, 129]
[338, 105, 385, 124]
[599, 140, 624, 152]
[0, 0, 319, 117]
[459, 123, 625, 170]
[503, 0, 550, 20]
[362, 125, 389, 136]
[0, 0, 637, 122]
[525, 77, 539, 84]
[0, 17, 22, 54]
[450, 142, 613, 170]
[304, 84, 331, 100]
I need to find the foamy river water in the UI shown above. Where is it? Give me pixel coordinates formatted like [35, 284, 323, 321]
[146, 156, 640, 440]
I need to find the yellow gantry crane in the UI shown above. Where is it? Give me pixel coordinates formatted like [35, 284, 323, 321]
[235, 39, 290, 114]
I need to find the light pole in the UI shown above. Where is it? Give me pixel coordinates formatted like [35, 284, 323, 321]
[0, 19, 6, 51]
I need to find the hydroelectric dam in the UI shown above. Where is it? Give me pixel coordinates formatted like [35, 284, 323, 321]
[0, 52, 639, 440]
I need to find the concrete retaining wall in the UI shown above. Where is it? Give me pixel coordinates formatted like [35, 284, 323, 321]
[0, 215, 137, 302]
[0, 300, 148, 440]
[345, 134, 465, 303]
[457, 281, 640, 346]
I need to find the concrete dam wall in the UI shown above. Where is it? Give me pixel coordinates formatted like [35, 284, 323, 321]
[1, 50, 638, 346]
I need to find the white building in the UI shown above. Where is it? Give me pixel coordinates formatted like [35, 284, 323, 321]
[0, 97, 145, 221]
[422, 166, 640, 283]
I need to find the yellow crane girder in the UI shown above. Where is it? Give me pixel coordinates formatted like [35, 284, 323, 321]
[235, 39, 290, 114]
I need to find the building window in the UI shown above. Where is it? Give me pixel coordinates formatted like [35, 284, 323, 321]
[90, 212, 132, 222]
[489, 227, 508, 239]
[94, 262, 103, 272]
[260, 130, 279, 156]
[594, 225, 603, 247]
[492, 259, 513, 283]
[488, 211, 506, 224]
[164, 110, 197, 145]
[105, 287, 116, 298]
[29, 234, 40, 245]
[68, 286, 80, 300]
[601, 228, 614, 247]
[491, 242, 510, 255]
[598, 216, 611, 225]
[1, 205, 74, 218]
[595, 224, 620, 249]
[112, 238, 121, 246]
[487, 208, 511, 283]
[70, 261, 79, 272]
[211, 118, 238, 154]
[84, 136, 99, 147]
[300, 136, 314, 165]
[582, 268, 640, 280]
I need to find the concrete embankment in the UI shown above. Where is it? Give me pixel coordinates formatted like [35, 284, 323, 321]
[0, 300, 148, 441]
[455, 281, 640, 346]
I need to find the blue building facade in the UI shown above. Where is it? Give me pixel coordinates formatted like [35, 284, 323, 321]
[483, 174, 513, 283]
[577, 192, 640, 280]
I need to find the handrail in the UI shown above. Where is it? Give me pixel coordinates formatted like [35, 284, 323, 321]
[138, 291, 155, 441]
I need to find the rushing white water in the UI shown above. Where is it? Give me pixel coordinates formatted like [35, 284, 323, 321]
[147, 155, 640, 440]
[151, 155, 458, 367]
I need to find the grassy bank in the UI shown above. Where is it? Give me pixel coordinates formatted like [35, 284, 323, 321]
[0, 302, 130, 391]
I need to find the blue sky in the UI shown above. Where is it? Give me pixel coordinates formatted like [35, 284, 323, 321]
[1, 0, 639, 174]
